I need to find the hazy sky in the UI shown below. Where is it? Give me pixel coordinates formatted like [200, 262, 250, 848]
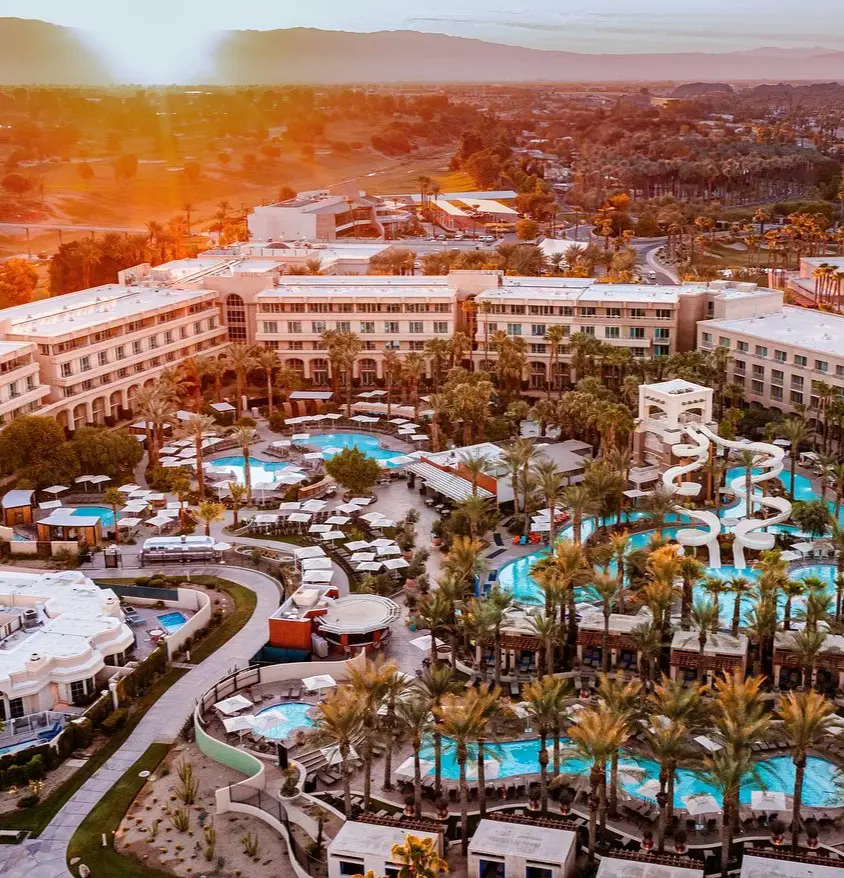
[12, 0, 844, 81]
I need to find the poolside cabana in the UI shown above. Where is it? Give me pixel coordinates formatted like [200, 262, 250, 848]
[774, 631, 844, 692]
[577, 609, 651, 673]
[1, 489, 35, 526]
[670, 629, 748, 684]
[36, 510, 103, 546]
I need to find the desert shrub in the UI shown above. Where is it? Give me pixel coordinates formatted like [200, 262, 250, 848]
[101, 707, 129, 735]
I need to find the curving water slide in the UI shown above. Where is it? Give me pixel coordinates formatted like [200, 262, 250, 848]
[694, 423, 792, 569]
[661, 425, 722, 568]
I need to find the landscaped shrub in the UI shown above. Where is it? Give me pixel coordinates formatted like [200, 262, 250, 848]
[4, 764, 27, 787]
[16, 793, 39, 808]
[267, 412, 287, 432]
[24, 754, 44, 781]
[101, 707, 129, 735]
[71, 717, 93, 749]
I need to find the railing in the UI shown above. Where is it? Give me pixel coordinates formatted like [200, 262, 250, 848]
[0, 709, 70, 743]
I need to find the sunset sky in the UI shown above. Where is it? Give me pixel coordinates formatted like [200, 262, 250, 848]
[10, 0, 844, 82]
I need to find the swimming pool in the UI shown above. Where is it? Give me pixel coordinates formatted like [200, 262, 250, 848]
[157, 611, 188, 634]
[210, 456, 293, 486]
[422, 736, 843, 808]
[72, 505, 115, 527]
[0, 738, 40, 757]
[308, 432, 407, 466]
[254, 703, 316, 740]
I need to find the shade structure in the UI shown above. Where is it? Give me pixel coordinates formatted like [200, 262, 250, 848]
[325, 515, 351, 525]
[694, 735, 722, 753]
[320, 530, 346, 541]
[637, 779, 662, 799]
[389, 418, 409, 425]
[388, 454, 414, 465]
[89, 474, 111, 485]
[294, 545, 326, 559]
[276, 472, 308, 486]
[308, 524, 331, 533]
[683, 793, 721, 816]
[350, 552, 377, 562]
[117, 484, 140, 493]
[383, 557, 410, 570]
[42, 485, 68, 495]
[303, 570, 334, 583]
[213, 695, 253, 716]
[301, 499, 327, 512]
[750, 790, 786, 811]
[291, 433, 311, 442]
[336, 503, 364, 514]
[302, 674, 337, 692]
[370, 538, 395, 548]
[271, 440, 293, 449]
[465, 759, 500, 780]
[213, 542, 232, 551]
[279, 501, 301, 511]
[349, 497, 372, 506]
[39, 500, 63, 510]
[302, 557, 333, 570]
[345, 540, 371, 551]
[321, 744, 358, 767]
[321, 447, 343, 455]
[351, 414, 378, 423]
[323, 413, 343, 421]
[773, 438, 791, 447]
[303, 452, 324, 460]
[377, 545, 402, 556]
[410, 634, 444, 651]
[285, 416, 308, 424]
[254, 513, 279, 525]
[223, 715, 256, 734]
[396, 756, 434, 778]
[369, 518, 394, 528]
[779, 550, 802, 562]
[117, 517, 143, 527]
[407, 461, 494, 502]
[287, 512, 312, 523]
[356, 562, 383, 572]
[145, 514, 175, 528]
[360, 511, 388, 523]
[251, 712, 285, 737]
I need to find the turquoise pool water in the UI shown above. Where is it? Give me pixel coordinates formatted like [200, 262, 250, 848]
[72, 505, 115, 527]
[254, 702, 315, 740]
[422, 737, 843, 808]
[211, 455, 293, 486]
[308, 432, 406, 466]
[157, 611, 188, 634]
[0, 738, 39, 756]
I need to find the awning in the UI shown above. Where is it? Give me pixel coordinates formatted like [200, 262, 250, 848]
[290, 391, 333, 400]
[407, 462, 494, 502]
[210, 402, 236, 413]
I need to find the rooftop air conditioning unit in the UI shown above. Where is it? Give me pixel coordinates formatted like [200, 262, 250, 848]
[23, 608, 39, 629]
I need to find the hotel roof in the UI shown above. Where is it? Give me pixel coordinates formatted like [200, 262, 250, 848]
[741, 852, 844, 878]
[699, 306, 844, 358]
[0, 340, 34, 357]
[478, 279, 682, 304]
[257, 280, 453, 299]
[597, 855, 703, 878]
[329, 821, 438, 858]
[0, 284, 216, 339]
[469, 818, 576, 863]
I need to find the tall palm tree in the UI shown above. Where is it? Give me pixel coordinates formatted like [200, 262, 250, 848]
[592, 572, 619, 673]
[443, 535, 486, 594]
[135, 385, 174, 469]
[228, 482, 246, 528]
[402, 352, 426, 419]
[487, 586, 514, 688]
[630, 622, 662, 698]
[312, 687, 364, 815]
[232, 424, 257, 505]
[777, 689, 838, 851]
[424, 337, 450, 387]
[500, 439, 536, 523]
[103, 486, 123, 544]
[641, 485, 677, 540]
[727, 575, 752, 636]
[395, 696, 434, 818]
[253, 347, 280, 417]
[550, 540, 590, 644]
[197, 500, 225, 536]
[702, 575, 731, 626]
[469, 684, 505, 818]
[530, 612, 560, 679]
[780, 579, 805, 631]
[455, 493, 494, 540]
[544, 325, 568, 398]
[225, 344, 256, 416]
[597, 675, 642, 818]
[609, 531, 632, 612]
[645, 719, 698, 852]
[534, 459, 564, 545]
[380, 666, 411, 791]
[417, 591, 452, 666]
[419, 664, 462, 800]
[382, 349, 402, 418]
[789, 629, 828, 689]
[203, 356, 226, 403]
[700, 748, 749, 878]
[178, 355, 207, 411]
[466, 598, 496, 683]
[176, 413, 217, 500]
[779, 418, 811, 500]
[435, 692, 487, 854]
[522, 676, 566, 812]
[678, 555, 705, 631]
[561, 483, 601, 544]
[691, 598, 719, 659]
[458, 451, 491, 496]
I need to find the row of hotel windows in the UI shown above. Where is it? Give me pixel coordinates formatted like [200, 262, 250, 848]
[702, 333, 841, 374]
[260, 321, 451, 335]
[258, 302, 452, 314]
[57, 319, 217, 378]
[483, 304, 674, 319]
[0, 399, 40, 426]
[60, 339, 224, 397]
[488, 322, 670, 340]
[0, 355, 33, 374]
[1, 375, 37, 401]
[36, 302, 216, 355]
[264, 340, 429, 352]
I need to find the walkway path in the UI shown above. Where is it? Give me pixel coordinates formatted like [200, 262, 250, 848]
[0, 565, 283, 878]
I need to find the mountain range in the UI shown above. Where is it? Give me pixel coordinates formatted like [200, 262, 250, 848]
[2, 17, 844, 85]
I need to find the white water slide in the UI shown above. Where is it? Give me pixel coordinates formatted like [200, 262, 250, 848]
[692, 423, 792, 569]
[661, 425, 722, 568]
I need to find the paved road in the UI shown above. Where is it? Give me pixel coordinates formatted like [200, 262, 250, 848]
[0, 564, 285, 878]
[0, 222, 147, 234]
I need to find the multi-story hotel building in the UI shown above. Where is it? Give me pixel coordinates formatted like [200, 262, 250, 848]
[698, 288, 844, 416]
[0, 284, 228, 431]
[0, 341, 50, 427]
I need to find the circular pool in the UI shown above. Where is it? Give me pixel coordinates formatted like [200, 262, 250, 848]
[308, 432, 407, 466]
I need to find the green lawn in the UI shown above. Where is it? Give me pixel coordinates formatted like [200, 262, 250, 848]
[1, 668, 187, 836]
[66, 744, 174, 878]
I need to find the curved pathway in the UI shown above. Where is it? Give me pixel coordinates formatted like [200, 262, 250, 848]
[0, 565, 283, 878]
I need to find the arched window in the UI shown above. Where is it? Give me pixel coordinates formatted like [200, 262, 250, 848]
[359, 358, 377, 386]
[312, 358, 329, 386]
[286, 358, 305, 378]
[225, 294, 247, 342]
[529, 361, 547, 390]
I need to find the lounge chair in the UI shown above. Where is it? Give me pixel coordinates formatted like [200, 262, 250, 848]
[493, 532, 504, 547]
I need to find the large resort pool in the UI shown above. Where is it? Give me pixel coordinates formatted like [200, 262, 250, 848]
[422, 737, 843, 808]
[307, 432, 408, 466]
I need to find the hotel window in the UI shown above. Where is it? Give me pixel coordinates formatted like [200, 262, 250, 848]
[656, 308, 672, 319]
[25, 376, 34, 391]
[510, 305, 526, 315]
[737, 341, 749, 353]
[629, 327, 645, 340]
[582, 326, 595, 336]
[719, 337, 731, 348]
[60, 362, 72, 378]
[79, 356, 91, 372]
[792, 375, 804, 388]
[632, 347, 647, 357]
[384, 322, 400, 334]
[791, 390, 803, 405]
[180, 326, 188, 339]
[336, 322, 351, 333]
[754, 345, 767, 357]
[507, 324, 522, 336]
[771, 386, 783, 401]
[164, 331, 173, 345]
[8, 697, 24, 719]
[837, 365, 844, 377]
[531, 324, 546, 336]
[408, 321, 423, 334]
[287, 322, 302, 334]
[193, 321, 203, 334]
[734, 360, 745, 373]
[487, 322, 498, 333]
[478, 860, 505, 878]
[606, 308, 621, 319]
[654, 345, 670, 357]
[752, 380, 764, 395]
[526, 866, 554, 878]
[434, 322, 448, 334]
[531, 344, 547, 354]
[655, 327, 670, 339]
[529, 305, 553, 316]
[97, 351, 109, 367]
[771, 369, 784, 385]
[702, 332, 712, 344]
[149, 336, 160, 350]
[134, 340, 144, 355]
[752, 364, 764, 377]
[775, 350, 787, 363]
[360, 322, 375, 334]
[795, 354, 807, 367]
[338, 862, 364, 876]
[631, 308, 645, 318]
[433, 303, 450, 313]
[815, 360, 828, 372]
[386, 303, 402, 313]
[263, 322, 278, 334]
[580, 307, 596, 317]
[561, 306, 574, 316]
[606, 327, 619, 339]
[7, 381, 18, 398]
[312, 321, 326, 334]
[384, 340, 400, 351]
[409, 341, 425, 351]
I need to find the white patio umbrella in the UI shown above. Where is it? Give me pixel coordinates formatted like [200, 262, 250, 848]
[308, 524, 332, 533]
[117, 484, 140, 493]
[683, 793, 722, 816]
[321, 447, 343, 455]
[304, 452, 324, 460]
[39, 500, 63, 510]
[370, 538, 394, 547]
[42, 485, 68, 495]
[117, 517, 143, 528]
[396, 756, 434, 778]
[214, 695, 253, 715]
[694, 735, 723, 753]
[351, 552, 377, 562]
[271, 440, 293, 449]
[325, 515, 351, 525]
[336, 503, 365, 514]
[751, 790, 786, 812]
[369, 518, 395, 528]
[349, 497, 372, 506]
[377, 545, 402, 556]
[383, 557, 410, 570]
[321, 744, 358, 767]
[323, 413, 343, 421]
[410, 634, 444, 651]
[89, 475, 111, 485]
[287, 512, 312, 523]
[251, 712, 285, 737]
[361, 511, 387, 523]
[302, 674, 337, 692]
[294, 545, 326, 559]
[214, 542, 232, 551]
[291, 433, 311, 442]
[303, 570, 334, 583]
[320, 530, 347, 541]
[145, 514, 175, 528]
[465, 760, 500, 780]
[411, 434, 428, 442]
[279, 501, 302, 511]
[356, 562, 383, 572]
[302, 557, 333, 570]
[223, 715, 257, 735]
[637, 779, 662, 799]
[301, 499, 327, 512]
[345, 540, 371, 551]
[389, 418, 409, 425]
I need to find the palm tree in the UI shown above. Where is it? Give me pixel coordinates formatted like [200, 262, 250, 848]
[380, 666, 411, 791]
[312, 687, 364, 815]
[629, 622, 662, 698]
[458, 451, 491, 496]
[500, 439, 536, 523]
[592, 572, 619, 673]
[469, 684, 505, 818]
[609, 531, 632, 612]
[678, 555, 705, 631]
[135, 386, 174, 469]
[727, 575, 752, 636]
[645, 719, 697, 852]
[417, 591, 452, 666]
[777, 689, 838, 851]
[253, 347, 280, 417]
[338, 333, 364, 417]
[466, 598, 496, 683]
[203, 356, 226, 403]
[443, 535, 485, 593]
[534, 459, 564, 545]
[228, 482, 246, 528]
[566, 704, 628, 863]
[455, 493, 494, 540]
[780, 579, 805, 631]
[779, 418, 810, 500]
[389, 833, 448, 878]
[176, 413, 217, 499]
[402, 352, 426, 419]
[424, 338, 450, 387]
[382, 349, 402, 418]
[419, 665, 462, 800]
[641, 485, 677, 540]
[522, 677, 566, 812]
[487, 586, 514, 688]
[178, 355, 207, 411]
[691, 598, 719, 658]
[103, 486, 123, 544]
[197, 500, 225, 536]
[561, 483, 601, 544]
[232, 424, 257, 505]
[700, 748, 748, 878]
[544, 325, 568, 397]
[789, 629, 828, 689]
[597, 675, 642, 818]
[435, 692, 487, 854]
[530, 612, 560, 679]
[395, 697, 434, 818]
[702, 575, 731, 626]
[225, 344, 256, 416]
